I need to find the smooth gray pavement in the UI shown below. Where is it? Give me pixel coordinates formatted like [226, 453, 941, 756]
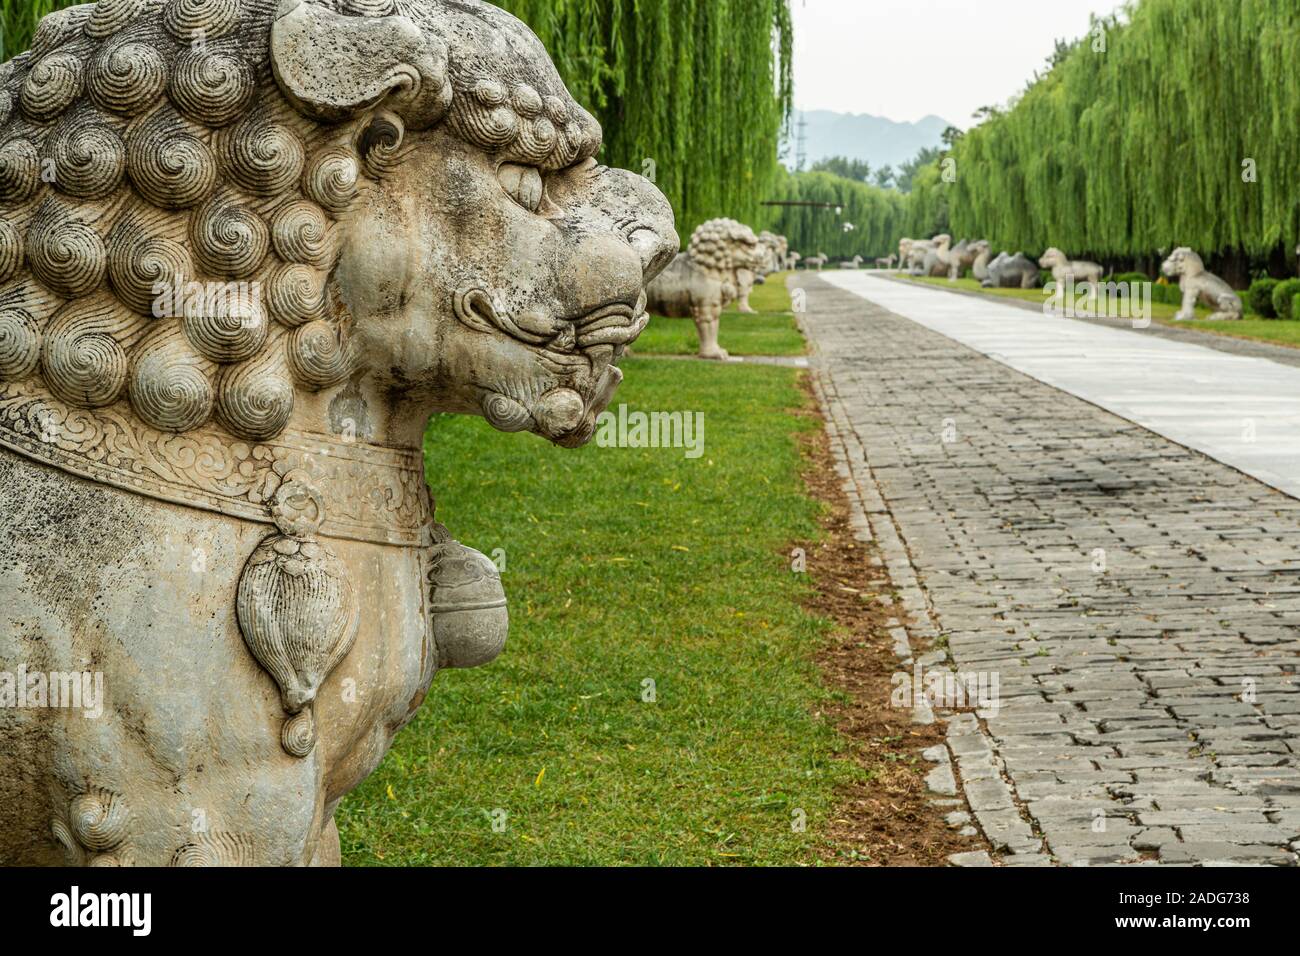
[824, 272, 1300, 500]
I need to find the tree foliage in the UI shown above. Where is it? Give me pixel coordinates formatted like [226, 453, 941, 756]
[810, 156, 872, 183]
[445, 0, 796, 241]
[3, 0, 795, 244]
[944, 0, 1300, 263]
[761, 167, 907, 260]
[0, 0, 61, 61]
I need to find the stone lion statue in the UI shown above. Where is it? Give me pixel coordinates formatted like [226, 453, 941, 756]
[757, 230, 787, 276]
[646, 218, 761, 360]
[1161, 248, 1243, 321]
[0, 0, 676, 866]
[731, 223, 766, 314]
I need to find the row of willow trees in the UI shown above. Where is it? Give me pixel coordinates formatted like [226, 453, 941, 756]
[2, 0, 795, 243]
[909, 0, 1300, 280]
[496, 0, 793, 239]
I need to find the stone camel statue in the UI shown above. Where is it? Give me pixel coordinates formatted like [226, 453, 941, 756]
[0, 0, 677, 866]
[943, 238, 981, 281]
[982, 252, 1041, 289]
[838, 255, 864, 269]
[1161, 248, 1243, 321]
[874, 255, 897, 269]
[804, 252, 829, 271]
[645, 218, 760, 361]
[1039, 247, 1103, 307]
[901, 237, 931, 274]
[915, 234, 951, 277]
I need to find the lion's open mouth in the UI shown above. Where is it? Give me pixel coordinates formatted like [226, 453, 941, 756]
[455, 286, 646, 447]
[454, 287, 648, 359]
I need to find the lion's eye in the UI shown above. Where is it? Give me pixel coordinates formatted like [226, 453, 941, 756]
[498, 163, 544, 213]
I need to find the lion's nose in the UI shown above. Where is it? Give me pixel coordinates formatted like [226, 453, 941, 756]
[601, 167, 678, 282]
[631, 226, 677, 282]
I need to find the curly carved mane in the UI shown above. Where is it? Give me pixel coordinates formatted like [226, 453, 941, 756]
[687, 217, 760, 284]
[0, 0, 602, 442]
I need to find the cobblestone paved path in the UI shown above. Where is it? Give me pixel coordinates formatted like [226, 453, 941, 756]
[796, 275, 1300, 866]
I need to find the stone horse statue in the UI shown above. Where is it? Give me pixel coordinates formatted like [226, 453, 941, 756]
[1039, 247, 1103, 307]
[645, 218, 758, 361]
[0, 0, 676, 866]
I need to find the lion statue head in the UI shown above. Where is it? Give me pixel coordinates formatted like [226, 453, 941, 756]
[687, 217, 761, 294]
[1160, 247, 1206, 279]
[0, 0, 678, 453]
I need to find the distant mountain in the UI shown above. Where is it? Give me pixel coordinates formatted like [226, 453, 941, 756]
[791, 110, 952, 175]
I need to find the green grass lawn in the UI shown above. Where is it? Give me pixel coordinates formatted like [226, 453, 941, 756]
[900, 274, 1300, 348]
[337, 356, 858, 865]
[636, 272, 806, 357]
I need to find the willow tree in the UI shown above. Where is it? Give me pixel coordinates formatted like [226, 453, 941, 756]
[946, 0, 1300, 275]
[762, 168, 908, 260]
[2, 0, 794, 242]
[1, 0, 63, 61]
[497, 0, 794, 240]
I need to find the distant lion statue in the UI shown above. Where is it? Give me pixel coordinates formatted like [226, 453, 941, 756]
[1161, 248, 1243, 321]
[0, 0, 676, 866]
[646, 218, 759, 360]
[757, 231, 788, 276]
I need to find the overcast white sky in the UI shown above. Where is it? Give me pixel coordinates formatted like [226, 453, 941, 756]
[791, 0, 1128, 127]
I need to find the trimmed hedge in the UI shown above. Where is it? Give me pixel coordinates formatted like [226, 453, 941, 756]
[1272, 279, 1300, 320]
[1248, 278, 1281, 317]
[1153, 283, 1184, 306]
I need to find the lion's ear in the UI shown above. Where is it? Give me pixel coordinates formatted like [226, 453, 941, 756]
[271, 0, 452, 129]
